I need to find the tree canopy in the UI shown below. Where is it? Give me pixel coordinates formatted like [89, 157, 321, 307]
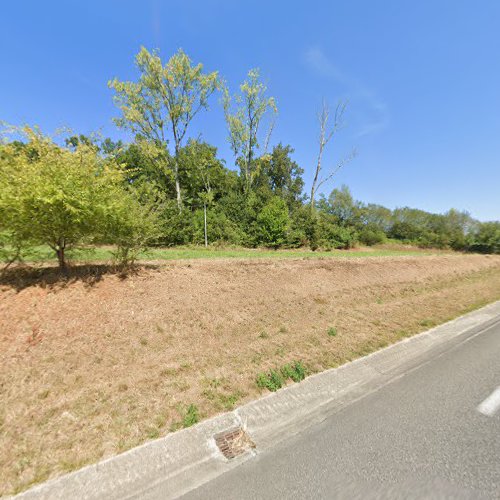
[1, 47, 498, 268]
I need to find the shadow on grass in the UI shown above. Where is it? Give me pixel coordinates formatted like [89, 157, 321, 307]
[0, 263, 162, 292]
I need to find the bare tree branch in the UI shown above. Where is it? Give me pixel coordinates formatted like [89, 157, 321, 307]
[310, 99, 352, 209]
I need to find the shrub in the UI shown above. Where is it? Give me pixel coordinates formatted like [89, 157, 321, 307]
[466, 222, 500, 254]
[192, 208, 246, 245]
[317, 216, 358, 249]
[358, 226, 386, 246]
[256, 197, 290, 248]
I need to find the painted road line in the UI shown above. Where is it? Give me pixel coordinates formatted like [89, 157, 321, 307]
[477, 387, 500, 417]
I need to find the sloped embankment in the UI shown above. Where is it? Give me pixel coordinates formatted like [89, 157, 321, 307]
[1, 254, 500, 495]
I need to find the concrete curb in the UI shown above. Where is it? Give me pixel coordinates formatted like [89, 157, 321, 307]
[14, 301, 500, 500]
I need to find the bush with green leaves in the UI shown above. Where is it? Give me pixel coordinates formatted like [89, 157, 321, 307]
[192, 208, 246, 246]
[358, 225, 386, 246]
[317, 215, 358, 250]
[466, 222, 500, 254]
[255, 197, 290, 248]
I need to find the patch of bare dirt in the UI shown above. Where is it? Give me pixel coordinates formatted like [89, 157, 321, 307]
[1, 254, 500, 495]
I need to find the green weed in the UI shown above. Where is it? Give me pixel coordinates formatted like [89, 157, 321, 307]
[256, 369, 283, 392]
[257, 361, 307, 391]
[182, 404, 199, 428]
[327, 327, 337, 337]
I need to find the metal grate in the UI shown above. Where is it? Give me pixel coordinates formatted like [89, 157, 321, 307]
[214, 427, 255, 459]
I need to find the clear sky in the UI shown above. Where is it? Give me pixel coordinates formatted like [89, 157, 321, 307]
[2, 0, 499, 220]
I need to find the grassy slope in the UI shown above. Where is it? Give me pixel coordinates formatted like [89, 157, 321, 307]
[8, 244, 438, 264]
[1, 253, 499, 495]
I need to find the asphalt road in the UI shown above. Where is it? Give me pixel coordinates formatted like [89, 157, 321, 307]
[183, 319, 500, 499]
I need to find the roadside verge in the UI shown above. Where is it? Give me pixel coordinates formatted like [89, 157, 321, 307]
[14, 300, 500, 500]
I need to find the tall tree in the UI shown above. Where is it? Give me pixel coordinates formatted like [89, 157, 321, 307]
[223, 69, 277, 194]
[310, 100, 355, 209]
[109, 47, 220, 211]
[321, 184, 359, 226]
[176, 140, 227, 246]
[254, 144, 305, 210]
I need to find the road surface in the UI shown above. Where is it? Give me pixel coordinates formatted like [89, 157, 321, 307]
[183, 319, 500, 499]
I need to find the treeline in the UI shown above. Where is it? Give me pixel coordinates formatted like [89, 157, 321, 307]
[56, 135, 500, 254]
[1, 48, 498, 268]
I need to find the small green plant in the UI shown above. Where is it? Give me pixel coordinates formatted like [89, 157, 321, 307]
[289, 360, 307, 382]
[256, 369, 283, 392]
[280, 364, 295, 380]
[258, 361, 307, 391]
[419, 318, 434, 328]
[182, 404, 199, 428]
[258, 331, 269, 339]
[281, 361, 307, 382]
[327, 327, 337, 337]
[218, 391, 244, 410]
[145, 426, 160, 439]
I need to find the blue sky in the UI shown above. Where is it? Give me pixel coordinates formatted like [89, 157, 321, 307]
[2, 0, 499, 220]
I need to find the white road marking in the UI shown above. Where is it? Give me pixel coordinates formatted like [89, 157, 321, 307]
[477, 387, 500, 417]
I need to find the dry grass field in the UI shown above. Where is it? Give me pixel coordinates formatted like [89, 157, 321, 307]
[1, 253, 500, 495]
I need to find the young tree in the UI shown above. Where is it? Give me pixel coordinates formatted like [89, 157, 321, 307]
[0, 128, 161, 269]
[310, 100, 355, 209]
[223, 69, 277, 194]
[109, 47, 221, 211]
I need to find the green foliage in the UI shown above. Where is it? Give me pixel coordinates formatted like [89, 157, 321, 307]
[358, 225, 386, 246]
[280, 361, 307, 382]
[109, 47, 220, 148]
[253, 144, 305, 209]
[2, 47, 497, 265]
[256, 369, 283, 392]
[192, 209, 245, 246]
[319, 185, 360, 226]
[257, 361, 307, 391]
[182, 404, 200, 428]
[109, 47, 221, 209]
[223, 69, 277, 193]
[327, 327, 337, 337]
[466, 221, 500, 254]
[256, 197, 290, 248]
[317, 215, 358, 249]
[0, 128, 161, 268]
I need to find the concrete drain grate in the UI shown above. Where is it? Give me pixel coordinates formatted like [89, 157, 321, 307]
[214, 427, 256, 459]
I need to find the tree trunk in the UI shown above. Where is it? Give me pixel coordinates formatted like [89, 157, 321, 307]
[310, 184, 316, 210]
[310, 143, 323, 210]
[56, 246, 66, 270]
[173, 142, 183, 212]
[204, 203, 208, 248]
[310, 162, 320, 210]
[174, 163, 182, 212]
